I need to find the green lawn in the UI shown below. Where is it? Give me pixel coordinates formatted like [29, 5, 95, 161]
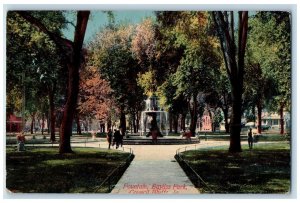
[197, 134, 289, 142]
[180, 143, 290, 193]
[6, 147, 132, 193]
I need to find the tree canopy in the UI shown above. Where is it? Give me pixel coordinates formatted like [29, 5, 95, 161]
[6, 10, 291, 153]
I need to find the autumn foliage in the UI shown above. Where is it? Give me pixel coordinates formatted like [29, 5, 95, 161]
[78, 66, 116, 123]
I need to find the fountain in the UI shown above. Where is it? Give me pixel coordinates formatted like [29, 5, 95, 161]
[140, 95, 169, 136]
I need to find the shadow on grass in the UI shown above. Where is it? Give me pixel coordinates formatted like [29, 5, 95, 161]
[180, 143, 290, 193]
[6, 147, 131, 193]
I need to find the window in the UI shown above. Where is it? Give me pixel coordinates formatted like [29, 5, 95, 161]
[273, 119, 279, 125]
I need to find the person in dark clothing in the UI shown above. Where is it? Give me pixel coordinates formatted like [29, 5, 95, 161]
[248, 128, 254, 150]
[107, 128, 113, 149]
[113, 129, 121, 149]
[151, 129, 158, 144]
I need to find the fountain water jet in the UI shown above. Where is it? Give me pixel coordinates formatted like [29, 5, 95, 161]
[140, 96, 169, 137]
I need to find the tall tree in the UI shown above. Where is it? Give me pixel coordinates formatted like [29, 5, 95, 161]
[17, 11, 90, 153]
[78, 66, 114, 129]
[161, 12, 221, 136]
[157, 75, 188, 133]
[7, 11, 66, 140]
[212, 11, 249, 152]
[88, 24, 143, 136]
[246, 12, 291, 134]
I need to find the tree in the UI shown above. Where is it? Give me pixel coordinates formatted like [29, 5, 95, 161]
[17, 11, 90, 153]
[174, 47, 220, 136]
[246, 12, 291, 134]
[132, 18, 165, 135]
[132, 18, 156, 70]
[160, 12, 221, 136]
[7, 11, 66, 140]
[157, 75, 188, 133]
[88, 23, 143, 136]
[217, 70, 231, 133]
[212, 11, 249, 152]
[78, 66, 114, 130]
[243, 62, 275, 134]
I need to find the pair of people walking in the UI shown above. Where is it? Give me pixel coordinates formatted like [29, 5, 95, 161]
[107, 127, 124, 149]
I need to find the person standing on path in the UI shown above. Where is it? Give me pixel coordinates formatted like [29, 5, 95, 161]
[107, 128, 113, 149]
[113, 128, 121, 149]
[248, 128, 253, 149]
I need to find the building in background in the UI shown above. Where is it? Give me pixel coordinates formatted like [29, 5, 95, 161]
[6, 114, 22, 132]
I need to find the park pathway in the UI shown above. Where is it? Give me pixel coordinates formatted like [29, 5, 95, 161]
[110, 141, 228, 195]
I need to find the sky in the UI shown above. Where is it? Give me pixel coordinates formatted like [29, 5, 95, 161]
[62, 11, 257, 44]
[62, 11, 155, 44]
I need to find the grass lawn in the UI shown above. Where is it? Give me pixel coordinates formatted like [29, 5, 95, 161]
[6, 147, 132, 193]
[180, 142, 290, 193]
[197, 134, 289, 142]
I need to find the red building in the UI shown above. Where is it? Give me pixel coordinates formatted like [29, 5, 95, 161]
[201, 115, 212, 131]
[6, 114, 22, 132]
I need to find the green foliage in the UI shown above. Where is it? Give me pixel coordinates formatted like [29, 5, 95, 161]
[88, 24, 144, 115]
[157, 75, 188, 114]
[137, 70, 157, 96]
[246, 12, 291, 112]
[6, 87, 22, 116]
[150, 12, 222, 135]
[6, 11, 67, 120]
[174, 42, 220, 99]
[171, 12, 221, 101]
[213, 109, 223, 126]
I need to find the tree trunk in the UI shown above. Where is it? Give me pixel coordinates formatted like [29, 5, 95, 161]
[173, 114, 179, 133]
[30, 113, 35, 134]
[280, 104, 284, 134]
[252, 105, 256, 124]
[41, 113, 45, 135]
[49, 88, 56, 142]
[107, 118, 112, 131]
[46, 111, 50, 134]
[100, 124, 105, 132]
[75, 114, 82, 135]
[222, 107, 230, 133]
[169, 112, 173, 133]
[180, 114, 186, 131]
[189, 95, 197, 137]
[59, 12, 90, 154]
[257, 101, 262, 134]
[229, 86, 242, 153]
[128, 119, 132, 133]
[212, 11, 248, 153]
[135, 111, 140, 133]
[132, 113, 137, 133]
[120, 108, 126, 136]
[59, 62, 78, 153]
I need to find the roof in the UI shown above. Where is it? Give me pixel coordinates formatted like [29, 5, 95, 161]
[7, 114, 22, 123]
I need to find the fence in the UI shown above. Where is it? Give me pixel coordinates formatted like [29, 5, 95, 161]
[95, 148, 134, 192]
[6, 139, 134, 153]
[6, 136, 106, 148]
[175, 144, 214, 193]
